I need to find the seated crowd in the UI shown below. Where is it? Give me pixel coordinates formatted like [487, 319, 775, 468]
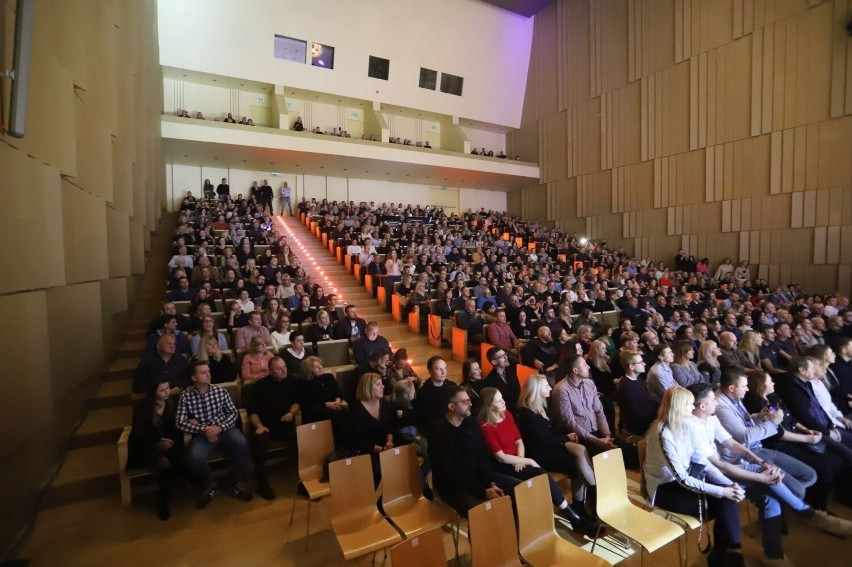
[128, 192, 852, 564]
[176, 109, 255, 125]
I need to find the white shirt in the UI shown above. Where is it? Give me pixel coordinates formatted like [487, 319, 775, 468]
[643, 422, 732, 504]
[812, 378, 846, 427]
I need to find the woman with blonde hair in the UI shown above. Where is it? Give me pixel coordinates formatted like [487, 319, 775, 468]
[240, 335, 272, 383]
[516, 374, 598, 522]
[644, 387, 746, 566]
[477, 386, 597, 535]
[588, 338, 616, 432]
[696, 339, 722, 388]
[737, 330, 762, 368]
[194, 335, 235, 383]
[351, 372, 395, 485]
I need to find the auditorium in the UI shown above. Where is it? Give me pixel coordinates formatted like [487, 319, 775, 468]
[1, 0, 851, 565]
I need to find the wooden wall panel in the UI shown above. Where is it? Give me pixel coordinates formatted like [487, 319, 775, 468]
[512, 0, 852, 297]
[559, 0, 592, 110]
[540, 111, 569, 183]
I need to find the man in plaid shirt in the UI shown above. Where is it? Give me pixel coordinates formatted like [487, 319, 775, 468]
[178, 361, 252, 508]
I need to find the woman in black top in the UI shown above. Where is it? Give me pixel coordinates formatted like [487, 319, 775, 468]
[588, 339, 616, 432]
[194, 336, 236, 383]
[290, 295, 316, 326]
[129, 379, 183, 520]
[743, 369, 846, 511]
[310, 285, 330, 308]
[516, 373, 598, 520]
[234, 237, 254, 267]
[510, 309, 535, 342]
[351, 372, 396, 486]
[437, 288, 456, 319]
[301, 356, 353, 449]
[306, 309, 337, 347]
[461, 358, 487, 415]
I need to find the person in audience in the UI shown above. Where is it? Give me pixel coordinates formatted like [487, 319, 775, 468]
[178, 109, 190, 118]
[280, 330, 314, 379]
[587, 338, 616, 432]
[737, 330, 763, 369]
[129, 378, 184, 521]
[522, 325, 560, 382]
[194, 335, 236, 384]
[477, 387, 597, 535]
[670, 339, 707, 389]
[644, 387, 747, 567]
[715, 368, 818, 503]
[646, 344, 676, 403]
[719, 331, 752, 371]
[482, 346, 521, 415]
[351, 372, 396, 485]
[807, 345, 852, 429]
[224, 113, 236, 123]
[146, 302, 191, 336]
[133, 335, 189, 394]
[292, 117, 304, 132]
[269, 314, 292, 353]
[615, 351, 657, 435]
[457, 298, 485, 344]
[387, 348, 420, 389]
[352, 321, 391, 367]
[306, 309, 337, 347]
[335, 303, 367, 341]
[168, 276, 196, 302]
[696, 339, 722, 387]
[245, 356, 301, 500]
[827, 339, 852, 413]
[240, 335, 273, 383]
[234, 312, 271, 352]
[260, 297, 286, 330]
[177, 361, 251, 508]
[429, 384, 520, 516]
[145, 314, 192, 357]
[516, 373, 598, 523]
[778, 357, 852, 455]
[486, 309, 519, 360]
[300, 356, 351, 446]
[290, 294, 315, 326]
[461, 358, 486, 413]
[510, 308, 535, 342]
[414, 355, 451, 434]
[215, 177, 230, 200]
[552, 354, 615, 455]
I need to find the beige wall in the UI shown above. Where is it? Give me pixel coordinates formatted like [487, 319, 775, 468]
[0, 0, 162, 557]
[509, 0, 852, 297]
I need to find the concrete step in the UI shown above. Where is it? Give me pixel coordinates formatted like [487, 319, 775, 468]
[104, 358, 137, 382]
[70, 406, 132, 448]
[42, 444, 119, 508]
[91, 378, 133, 409]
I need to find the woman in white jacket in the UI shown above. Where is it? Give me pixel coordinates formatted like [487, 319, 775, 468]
[644, 387, 746, 567]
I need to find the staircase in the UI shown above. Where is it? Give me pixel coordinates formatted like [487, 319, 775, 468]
[40, 210, 460, 509]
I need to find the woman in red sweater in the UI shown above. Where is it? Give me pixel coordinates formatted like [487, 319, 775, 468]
[478, 387, 598, 535]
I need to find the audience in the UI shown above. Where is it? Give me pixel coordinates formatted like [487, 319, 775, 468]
[126, 189, 852, 540]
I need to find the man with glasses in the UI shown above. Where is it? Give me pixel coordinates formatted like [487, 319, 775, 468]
[615, 351, 658, 435]
[483, 346, 521, 414]
[429, 384, 520, 516]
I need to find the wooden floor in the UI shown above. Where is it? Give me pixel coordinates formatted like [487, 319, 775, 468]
[18, 212, 852, 566]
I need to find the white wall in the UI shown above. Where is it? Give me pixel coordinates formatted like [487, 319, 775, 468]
[165, 164, 506, 214]
[158, 0, 533, 127]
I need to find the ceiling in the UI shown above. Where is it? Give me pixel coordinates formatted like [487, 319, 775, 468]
[161, 136, 538, 192]
[478, 0, 555, 18]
